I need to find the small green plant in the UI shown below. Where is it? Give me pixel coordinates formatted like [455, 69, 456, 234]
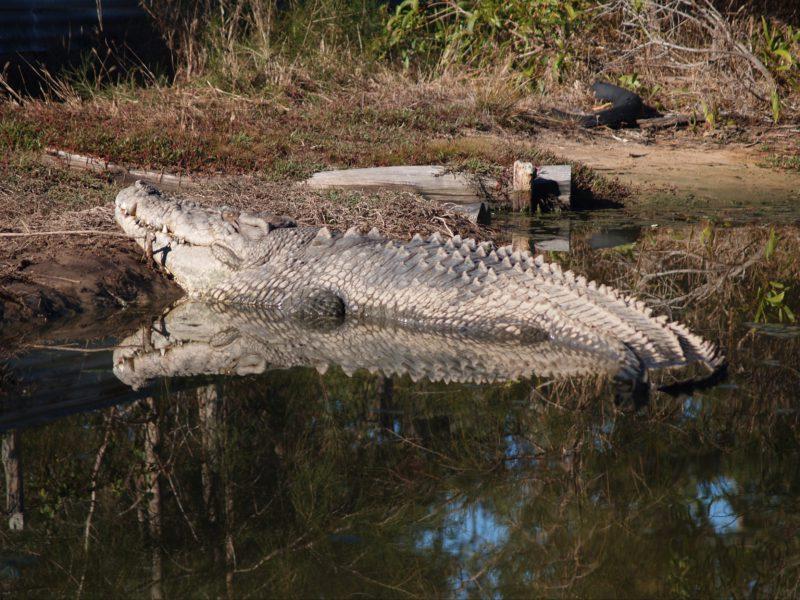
[700, 223, 715, 247]
[756, 17, 800, 103]
[700, 101, 719, 130]
[765, 227, 779, 259]
[754, 229, 796, 323]
[771, 89, 782, 124]
[754, 281, 796, 324]
[758, 18, 799, 75]
[617, 72, 641, 92]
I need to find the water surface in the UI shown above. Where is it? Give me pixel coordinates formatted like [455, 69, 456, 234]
[1, 211, 799, 597]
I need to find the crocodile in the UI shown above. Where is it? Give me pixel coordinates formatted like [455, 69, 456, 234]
[114, 180, 724, 397]
[113, 300, 627, 390]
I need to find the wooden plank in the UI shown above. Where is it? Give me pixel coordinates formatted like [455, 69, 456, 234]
[532, 165, 571, 211]
[305, 166, 499, 206]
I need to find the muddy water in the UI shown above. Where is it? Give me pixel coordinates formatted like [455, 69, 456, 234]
[1, 210, 799, 596]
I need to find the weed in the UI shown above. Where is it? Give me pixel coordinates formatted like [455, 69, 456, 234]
[0, 117, 42, 152]
[617, 73, 641, 92]
[757, 17, 800, 91]
[384, 0, 590, 78]
[700, 101, 720, 130]
[762, 153, 800, 173]
[754, 281, 796, 324]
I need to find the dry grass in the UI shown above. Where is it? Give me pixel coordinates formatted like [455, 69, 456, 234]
[175, 177, 493, 240]
[0, 156, 492, 266]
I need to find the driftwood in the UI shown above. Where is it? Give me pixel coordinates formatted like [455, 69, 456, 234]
[44, 148, 203, 191]
[305, 166, 498, 223]
[638, 114, 691, 130]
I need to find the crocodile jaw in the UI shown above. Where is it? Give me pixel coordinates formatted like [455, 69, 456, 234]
[114, 181, 266, 295]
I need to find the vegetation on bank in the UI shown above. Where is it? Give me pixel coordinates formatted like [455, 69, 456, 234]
[140, 0, 799, 120]
[0, 1, 797, 183]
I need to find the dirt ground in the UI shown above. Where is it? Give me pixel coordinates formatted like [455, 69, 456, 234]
[536, 132, 800, 204]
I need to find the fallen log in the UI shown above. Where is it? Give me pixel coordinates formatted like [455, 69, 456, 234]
[43, 148, 200, 190]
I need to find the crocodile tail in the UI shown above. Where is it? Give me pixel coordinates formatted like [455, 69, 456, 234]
[667, 321, 727, 373]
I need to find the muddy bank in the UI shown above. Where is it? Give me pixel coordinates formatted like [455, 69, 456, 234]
[0, 235, 182, 348]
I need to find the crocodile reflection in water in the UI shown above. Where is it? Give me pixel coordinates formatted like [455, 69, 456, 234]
[113, 300, 633, 392]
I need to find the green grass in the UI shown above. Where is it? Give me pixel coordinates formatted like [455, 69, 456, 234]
[0, 117, 42, 152]
[763, 153, 800, 172]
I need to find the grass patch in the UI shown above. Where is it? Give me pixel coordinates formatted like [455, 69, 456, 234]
[0, 117, 42, 152]
[763, 152, 800, 172]
[0, 73, 628, 208]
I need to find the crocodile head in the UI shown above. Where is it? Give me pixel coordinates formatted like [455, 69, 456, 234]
[115, 181, 295, 295]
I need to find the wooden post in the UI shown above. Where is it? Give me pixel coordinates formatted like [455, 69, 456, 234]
[511, 161, 535, 211]
[511, 233, 534, 254]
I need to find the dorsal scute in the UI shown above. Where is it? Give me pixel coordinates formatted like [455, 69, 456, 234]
[312, 227, 333, 244]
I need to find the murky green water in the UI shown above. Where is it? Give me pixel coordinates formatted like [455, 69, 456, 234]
[1, 211, 799, 597]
